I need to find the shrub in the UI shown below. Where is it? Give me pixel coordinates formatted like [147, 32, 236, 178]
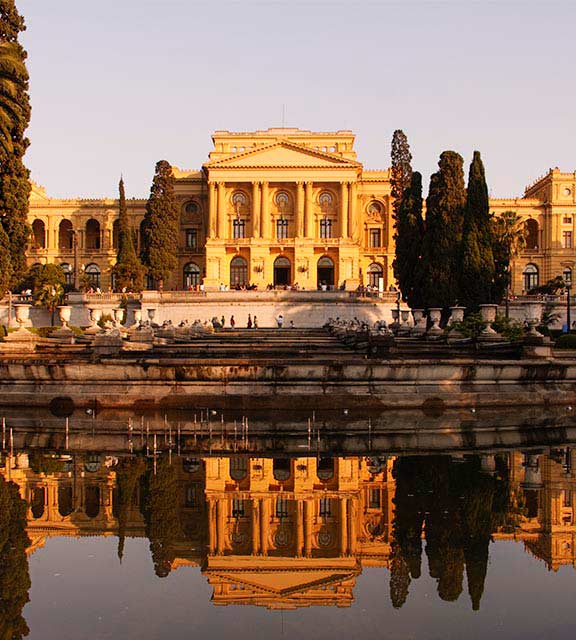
[555, 334, 576, 349]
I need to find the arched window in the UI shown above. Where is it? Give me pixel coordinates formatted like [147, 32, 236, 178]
[317, 255, 335, 288]
[273, 256, 291, 287]
[229, 457, 248, 482]
[31, 487, 45, 519]
[58, 219, 74, 251]
[230, 256, 248, 287]
[32, 219, 46, 249]
[525, 219, 539, 250]
[317, 457, 334, 481]
[112, 219, 120, 250]
[60, 263, 73, 286]
[523, 263, 539, 291]
[367, 263, 383, 288]
[183, 262, 201, 289]
[84, 263, 101, 288]
[84, 486, 100, 518]
[85, 219, 101, 250]
[273, 458, 291, 482]
[58, 485, 74, 517]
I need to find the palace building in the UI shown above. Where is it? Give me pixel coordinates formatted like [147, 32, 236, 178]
[27, 127, 576, 293]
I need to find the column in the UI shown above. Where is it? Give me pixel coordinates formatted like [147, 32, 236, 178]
[208, 499, 217, 554]
[216, 499, 226, 555]
[347, 498, 356, 555]
[260, 182, 270, 239]
[304, 499, 313, 557]
[251, 499, 260, 555]
[208, 182, 216, 239]
[339, 498, 348, 556]
[252, 182, 261, 239]
[304, 182, 314, 238]
[217, 182, 227, 239]
[260, 498, 270, 556]
[340, 182, 349, 238]
[296, 499, 304, 557]
[348, 182, 358, 242]
[296, 182, 304, 238]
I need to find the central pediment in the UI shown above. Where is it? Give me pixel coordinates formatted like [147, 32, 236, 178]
[204, 141, 362, 170]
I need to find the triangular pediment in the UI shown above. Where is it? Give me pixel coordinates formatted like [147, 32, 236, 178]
[204, 141, 361, 170]
[29, 181, 50, 202]
[209, 569, 356, 596]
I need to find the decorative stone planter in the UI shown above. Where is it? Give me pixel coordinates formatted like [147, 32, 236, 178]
[479, 304, 500, 338]
[411, 309, 427, 335]
[114, 307, 125, 326]
[57, 305, 72, 329]
[427, 308, 443, 336]
[85, 308, 102, 335]
[147, 308, 156, 324]
[133, 309, 142, 326]
[448, 306, 465, 324]
[524, 301, 544, 338]
[14, 303, 30, 327]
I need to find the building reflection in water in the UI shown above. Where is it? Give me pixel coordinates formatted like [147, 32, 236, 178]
[1, 449, 575, 612]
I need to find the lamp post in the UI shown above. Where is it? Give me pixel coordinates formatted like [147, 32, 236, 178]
[564, 268, 572, 333]
[72, 228, 80, 291]
[504, 264, 510, 319]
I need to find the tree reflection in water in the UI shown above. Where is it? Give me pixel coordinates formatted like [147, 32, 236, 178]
[0, 475, 31, 640]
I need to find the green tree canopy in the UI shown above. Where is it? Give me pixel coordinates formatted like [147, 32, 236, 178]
[420, 151, 467, 308]
[140, 160, 179, 287]
[0, 1, 31, 286]
[459, 151, 495, 310]
[112, 177, 144, 292]
[392, 172, 425, 308]
[20, 262, 65, 292]
[0, 222, 10, 294]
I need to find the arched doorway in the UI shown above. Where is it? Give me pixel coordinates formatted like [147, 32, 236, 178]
[230, 256, 248, 288]
[317, 256, 334, 288]
[58, 219, 73, 250]
[183, 262, 201, 289]
[523, 263, 539, 292]
[273, 256, 291, 286]
[525, 219, 539, 250]
[32, 219, 46, 249]
[367, 263, 384, 288]
[85, 219, 101, 250]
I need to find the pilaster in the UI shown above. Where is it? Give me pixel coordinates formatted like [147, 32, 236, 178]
[260, 182, 270, 239]
[296, 182, 304, 238]
[217, 182, 227, 239]
[304, 182, 314, 238]
[252, 182, 261, 239]
[340, 182, 349, 238]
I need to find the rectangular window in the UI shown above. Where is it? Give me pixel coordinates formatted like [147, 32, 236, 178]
[232, 498, 245, 518]
[276, 498, 289, 518]
[233, 220, 246, 239]
[369, 228, 382, 248]
[320, 219, 332, 239]
[564, 217, 573, 224]
[276, 219, 289, 239]
[319, 497, 332, 518]
[368, 488, 381, 509]
[563, 231, 573, 248]
[186, 229, 198, 250]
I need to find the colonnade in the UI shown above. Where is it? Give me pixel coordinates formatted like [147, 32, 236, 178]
[207, 495, 358, 557]
[207, 181, 359, 241]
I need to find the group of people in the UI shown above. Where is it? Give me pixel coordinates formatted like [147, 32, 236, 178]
[219, 314, 294, 329]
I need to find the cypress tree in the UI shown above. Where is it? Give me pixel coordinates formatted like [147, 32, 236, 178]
[0, 221, 11, 293]
[392, 172, 425, 308]
[112, 177, 144, 292]
[491, 211, 526, 303]
[0, 1, 31, 286]
[140, 160, 179, 288]
[459, 152, 495, 310]
[420, 151, 466, 308]
[390, 130, 413, 222]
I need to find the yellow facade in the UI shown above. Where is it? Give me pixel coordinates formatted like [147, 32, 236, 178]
[26, 129, 576, 294]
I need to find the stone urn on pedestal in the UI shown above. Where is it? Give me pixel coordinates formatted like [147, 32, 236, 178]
[398, 309, 411, 335]
[132, 309, 142, 327]
[14, 304, 31, 331]
[50, 305, 75, 342]
[147, 308, 157, 326]
[2, 304, 36, 350]
[411, 309, 427, 336]
[478, 304, 502, 341]
[84, 308, 102, 335]
[447, 306, 466, 341]
[426, 308, 443, 338]
[524, 301, 544, 339]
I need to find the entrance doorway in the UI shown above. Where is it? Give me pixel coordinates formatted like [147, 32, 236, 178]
[273, 256, 291, 287]
[317, 256, 335, 289]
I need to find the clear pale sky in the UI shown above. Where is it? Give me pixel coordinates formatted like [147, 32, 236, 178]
[17, 0, 576, 200]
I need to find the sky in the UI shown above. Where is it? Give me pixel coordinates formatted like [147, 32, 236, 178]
[17, 0, 576, 200]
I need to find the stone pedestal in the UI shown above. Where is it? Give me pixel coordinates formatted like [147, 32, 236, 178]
[92, 332, 123, 356]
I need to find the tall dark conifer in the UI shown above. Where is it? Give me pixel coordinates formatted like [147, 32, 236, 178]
[140, 160, 179, 287]
[390, 130, 413, 222]
[0, 1, 31, 285]
[112, 177, 144, 291]
[392, 172, 425, 308]
[459, 152, 495, 309]
[0, 221, 10, 292]
[420, 151, 466, 308]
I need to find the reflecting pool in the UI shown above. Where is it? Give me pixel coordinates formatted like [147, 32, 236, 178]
[1, 408, 576, 639]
